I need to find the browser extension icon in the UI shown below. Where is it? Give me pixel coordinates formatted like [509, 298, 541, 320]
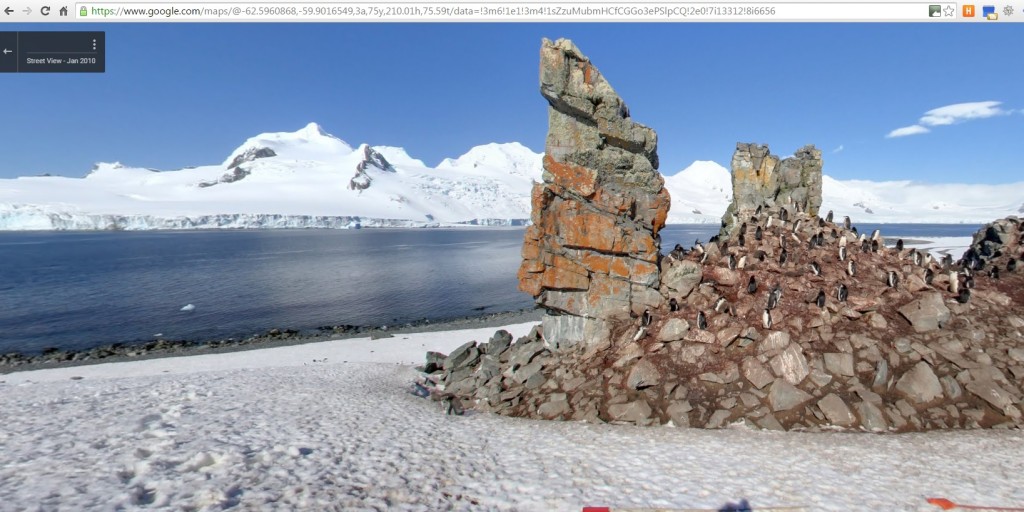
[929, 4, 942, 16]
[982, 5, 998, 18]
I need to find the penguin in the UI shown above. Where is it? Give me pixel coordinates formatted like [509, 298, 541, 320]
[738, 233, 746, 247]
[767, 286, 782, 310]
[694, 241, 705, 255]
[1009, 258, 1018, 272]
[738, 255, 748, 269]
[957, 287, 971, 304]
[762, 308, 773, 329]
[924, 253, 933, 267]
[791, 232, 802, 245]
[810, 261, 821, 277]
[871, 240, 880, 253]
[895, 239, 904, 252]
[757, 250, 767, 262]
[755, 205, 763, 215]
[913, 251, 923, 267]
[755, 226, 763, 241]
[818, 217, 826, 228]
[747, 275, 758, 294]
[779, 249, 789, 266]
[965, 275, 975, 289]
[697, 311, 708, 330]
[700, 251, 709, 264]
[728, 253, 737, 271]
[949, 270, 960, 294]
[942, 253, 954, 271]
[843, 216, 852, 230]
[826, 210, 834, 223]
[766, 216, 774, 229]
[847, 260, 857, 277]
[780, 208, 789, 223]
[837, 283, 849, 302]
[839, 235, 848, 248]
[886, 270, 898, 288]
[861, 239, 871, 253]
[816, 232, 825, 247]
[669, 297, 679, 312]
[714, 297, 729, 313]
[852, 227, 859, 236]
[925, 268, 934, 285]
[641, 309, 653, 327]
[990, 266, 1000, 279]
[815, 290, 826, 308]
[839, 246, 847, 262]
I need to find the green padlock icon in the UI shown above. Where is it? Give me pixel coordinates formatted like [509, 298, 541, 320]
[80, 6, 88, 16]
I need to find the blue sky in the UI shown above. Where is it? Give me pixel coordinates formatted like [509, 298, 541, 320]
[1, 23, 1021, 183]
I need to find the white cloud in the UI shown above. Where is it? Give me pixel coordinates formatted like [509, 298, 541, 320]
[887, 101, 1008, 138]
[886, 125, 930, 138]
[919, 101, 1007, 126]
[832, 144, 844, 154]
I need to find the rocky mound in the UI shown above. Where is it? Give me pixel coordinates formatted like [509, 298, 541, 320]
[425, 213, 1024, 431]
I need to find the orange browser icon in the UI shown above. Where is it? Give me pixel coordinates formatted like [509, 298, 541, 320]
[963, 4, 975, 16]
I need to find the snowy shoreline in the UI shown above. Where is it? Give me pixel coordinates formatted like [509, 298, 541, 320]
[2, 318, 1023, 510]
[0, 308, 543, 374]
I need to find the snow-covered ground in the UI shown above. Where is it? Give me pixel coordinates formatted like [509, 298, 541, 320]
[2, 122, 1021, 230]
[3, 315, 1023, 511]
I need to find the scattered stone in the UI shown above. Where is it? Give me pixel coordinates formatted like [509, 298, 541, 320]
[768, 379, 814, 412]
[898, 292, 951, 333]
[824, 353, 855, 377]
[817, 394, 857, 427]
[627, 359, 661, 390]
[607, 400, 653, 423]
[742, 357, 775, 389]
[657, 318, 690, 342]
[895, 362, 943, 404]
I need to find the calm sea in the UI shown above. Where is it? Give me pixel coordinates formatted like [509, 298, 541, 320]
[0, 224, 980, 354]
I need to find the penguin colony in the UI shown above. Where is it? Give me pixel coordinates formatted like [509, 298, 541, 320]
[655, 206, 1019, 337]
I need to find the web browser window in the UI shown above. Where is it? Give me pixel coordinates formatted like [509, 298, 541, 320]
[2, 1, 1023, 511]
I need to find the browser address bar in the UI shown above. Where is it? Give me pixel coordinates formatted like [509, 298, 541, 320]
[73, 2, 961, 21]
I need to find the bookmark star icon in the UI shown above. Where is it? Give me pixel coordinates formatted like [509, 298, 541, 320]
[943, 5, 955, 16]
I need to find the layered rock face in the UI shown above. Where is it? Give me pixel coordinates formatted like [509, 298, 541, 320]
[963, 216, 1023, 274]
[517, 38, 670, 349]
[721, 143, 822, 237]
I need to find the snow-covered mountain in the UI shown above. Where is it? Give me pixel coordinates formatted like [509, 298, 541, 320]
[1, 123, 1021, 230]
[0, 123, 544, 230]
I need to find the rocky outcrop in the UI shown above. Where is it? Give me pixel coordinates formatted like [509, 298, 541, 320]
[429, 206, 1024, 431]
[227, 147, 277, 170]
[963, 216, 1023, 275]
[349, 145, 396, 191]
[721, 143, 823, 237]
[517, 38, 670, 350]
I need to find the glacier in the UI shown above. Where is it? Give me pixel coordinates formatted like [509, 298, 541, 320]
[1, 122, 1022, 230]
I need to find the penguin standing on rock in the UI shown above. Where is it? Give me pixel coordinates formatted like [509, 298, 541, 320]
[641, 309, 653, 327]
[925, 268, 935, 285]
[895, 239, 904, 252]
[762, 308, 773, 329]
[755, 226, 763, 241]
[847, 260, 857, 277]
[990, 266, 1000, 279]
[767, 286, 782, 310]
[949, 271, 960, 294]
[837, 283, 849, 302]
[747, 275, 758, 294]
[886, 271, 899, 288]
[811, 261, 821, 277]
[1009, 258, 1018, 272]
[957, 288, 971, 304]
[815, 290, 826, 308]
[839, 246, 848, 262]
[728, 253, 737, 270]
[669, 298, 679, 312]
[697, 311, 708, 330]
[779, 249, 789, 266]
[844, 216, 852, 230]
[826, 210, 834, 223]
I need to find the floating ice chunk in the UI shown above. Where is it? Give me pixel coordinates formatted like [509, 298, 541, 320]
[180, 304, 196, 312]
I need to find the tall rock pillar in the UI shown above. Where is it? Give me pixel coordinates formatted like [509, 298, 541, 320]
[721, 143, 822, 236]
[517, 38, 670, 350]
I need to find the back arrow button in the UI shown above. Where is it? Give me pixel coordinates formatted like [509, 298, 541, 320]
[2, 49, 11, 55]
[3, 7, 13, 14]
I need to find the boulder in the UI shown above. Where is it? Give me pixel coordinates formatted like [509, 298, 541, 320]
[898, 292, 951, 333]
[626, 359, 661, 390]
[768, 379, 814, 412]
[817, 394, 856, 427]
[657, 318, 690, 342]
[895, 361, 943, 404]
[607, 399, 653, 423]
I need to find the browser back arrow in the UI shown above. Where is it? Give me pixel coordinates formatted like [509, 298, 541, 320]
[3, 6, 13, 14]
[2, 49, 11, 55]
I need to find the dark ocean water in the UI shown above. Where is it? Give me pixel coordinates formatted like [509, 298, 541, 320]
[0, 224, 981, 354]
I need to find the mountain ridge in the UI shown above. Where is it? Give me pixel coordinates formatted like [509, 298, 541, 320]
[1, 123, 1020, 230]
